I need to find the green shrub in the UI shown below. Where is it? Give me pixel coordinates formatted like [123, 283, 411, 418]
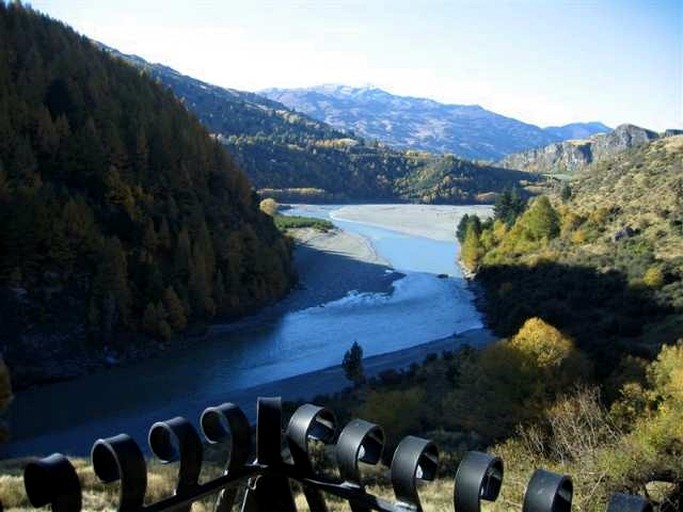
[273, 215, 334, 232]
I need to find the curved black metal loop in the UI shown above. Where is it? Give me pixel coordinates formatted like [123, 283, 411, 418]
[522, 469, 573, 512]
[201, 403, 252, 512]
[390, 436, 438, 511]
[149, 416, 203, 501]
[335, 419, 384, 485]
[24, 453, 82, 512]
[286, 403, 337, 471]
[453, 451, 504, 512]
[256, 396, 283, 466]
[91, 434, 147, 512]
[607, 493, 653, 512]
[286, 404, 337, 512]
[200, 402, 252, 473]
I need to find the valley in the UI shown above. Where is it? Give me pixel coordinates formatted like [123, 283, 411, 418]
[0, 2, 681, 509]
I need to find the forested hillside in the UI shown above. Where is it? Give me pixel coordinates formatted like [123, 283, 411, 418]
[393, 155, 537, 204]
[104, 49, 544, 203]
[461, 136, 683, 372]
[0, 3, 294, 388]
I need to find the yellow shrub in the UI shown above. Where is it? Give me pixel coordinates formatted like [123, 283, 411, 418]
[492, 219, 508, 241]
[590, 207, 610, 225]
[571, 228, 588, 245]
[642, 265, 665, 288]
[561, 211, 585, 235]
[509, 317, 575, 369]
[508, 317, 591, 393]
[460, 224, 483, 271]
[647, 341, 683, 403]
[258, 198, 279, 216]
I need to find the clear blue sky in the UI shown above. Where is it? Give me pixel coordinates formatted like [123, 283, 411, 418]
[29, 0, 682, 130]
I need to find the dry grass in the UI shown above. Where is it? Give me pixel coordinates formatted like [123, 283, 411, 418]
[0, 452, 462, 512]
[0, 455, 224, 511]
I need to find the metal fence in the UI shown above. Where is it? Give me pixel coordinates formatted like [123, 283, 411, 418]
[7, 397, 653, 511]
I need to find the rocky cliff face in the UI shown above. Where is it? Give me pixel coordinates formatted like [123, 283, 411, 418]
[499, 124, 664, 173]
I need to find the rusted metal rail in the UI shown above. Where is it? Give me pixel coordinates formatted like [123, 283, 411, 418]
[5, 397, 652, 511]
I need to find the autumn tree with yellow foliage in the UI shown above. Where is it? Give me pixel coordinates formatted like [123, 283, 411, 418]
[444, 318, 590, 439]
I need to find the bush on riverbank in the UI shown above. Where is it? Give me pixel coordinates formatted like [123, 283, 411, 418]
[273, 215, 334, 232]
[258, 197, 334, 232]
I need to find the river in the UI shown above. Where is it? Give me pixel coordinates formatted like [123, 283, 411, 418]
[4, 204, 492, 458]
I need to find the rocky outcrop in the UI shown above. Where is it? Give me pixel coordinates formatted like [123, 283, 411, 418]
[499, 124, 663, 174]
[498, 139, 594, 174]
[591, 124, 659, 161]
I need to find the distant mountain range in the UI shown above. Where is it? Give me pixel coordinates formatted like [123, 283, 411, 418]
[499, 124, 683, 174]
[542, 122, 614, 141]
[261, 85, 610, 161]
[102, 46, 544, 204]
[100, 49, 676, 204]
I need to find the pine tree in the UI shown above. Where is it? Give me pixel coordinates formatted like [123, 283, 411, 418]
[142, 217, 158, 256]
[494, 190, 511, 223]
[142, 301, 158, 337]
[162, 286, 187, 331]
[494, 187, 527, 226]
[174, 227, 192, 282]
[90, 236, 130, 342]
[560, 182, 572, 203]
[342, 341, 365, 385]
[521, 196, 560, 241]
[158, 216, 171, 251]
[456, 214, 470, 243]
[213, 269, 226, 309]
[460, 223, 483, 272]
[155, 301, 172, 341]
[189, 248, 214, 318]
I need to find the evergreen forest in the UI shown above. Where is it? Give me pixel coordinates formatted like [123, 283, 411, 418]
[0, 3, 294, 388]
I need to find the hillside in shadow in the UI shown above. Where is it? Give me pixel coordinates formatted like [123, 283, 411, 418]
[476, 261, 670, 377]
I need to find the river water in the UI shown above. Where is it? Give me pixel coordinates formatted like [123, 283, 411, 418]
[5, 204, 492, 457]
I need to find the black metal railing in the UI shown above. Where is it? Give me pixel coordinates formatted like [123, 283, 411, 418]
[5, 397, 653, 511]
